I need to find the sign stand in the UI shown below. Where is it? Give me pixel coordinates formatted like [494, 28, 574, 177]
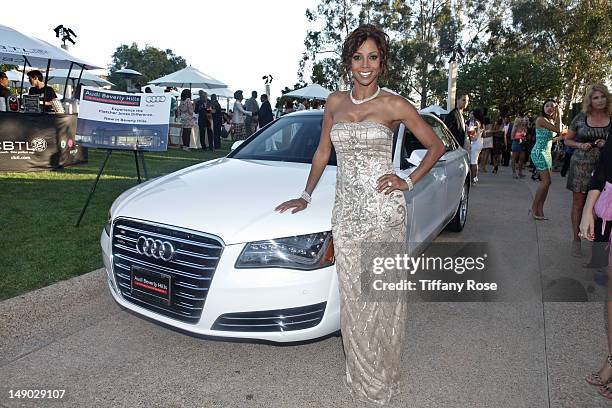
[75, 149, 148, 227]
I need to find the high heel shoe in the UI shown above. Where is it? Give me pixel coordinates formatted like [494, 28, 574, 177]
[528, 209, 548, 220]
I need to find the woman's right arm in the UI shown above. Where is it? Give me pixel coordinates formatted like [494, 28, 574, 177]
[274, 93, 338, 214]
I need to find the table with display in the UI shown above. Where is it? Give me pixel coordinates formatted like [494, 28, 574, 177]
[0, 111, 88, 172]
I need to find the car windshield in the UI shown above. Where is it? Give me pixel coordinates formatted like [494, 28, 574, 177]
[228, 115, 337, 165]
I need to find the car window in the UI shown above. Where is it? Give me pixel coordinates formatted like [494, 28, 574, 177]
[423, 116, 456, 151]
[400, 114, 452, 169]
[228, 115, 337, 165]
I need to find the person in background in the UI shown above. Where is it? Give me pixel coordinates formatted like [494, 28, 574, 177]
[144, 86, 152, 93]
[502, 116, 513, 166]
[177, 89, 195, 151]
[529, 99, 564, 220]
[580, 128, 612, 401]
[210, 94, 223, 149]
[244, 90, 259, 137]
[231, 90, 252, 141]
[164, 87, 177, 122]
[258, 94, 274, 128]
[480, 116, 493, 173]
[564, 84, 611, 257]
[195, 91, 213, 150]
[295, 99, 306, 111]
[0, 72, 12, 98]
[511, 117, 528, 179]
[444, 94, 469, 151]
[311, 99, 321, 110]
[490, 118, 506, 174]
[468, 108, 485, 184]
[27, 70, 58, 112]
[282, 100, 295, 116]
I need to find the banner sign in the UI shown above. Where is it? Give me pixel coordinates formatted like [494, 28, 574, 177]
[0, 112, 87, 172]
[76, 87, 170, 151]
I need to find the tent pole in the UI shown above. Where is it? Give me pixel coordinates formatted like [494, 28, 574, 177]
[42, 59, 51, 108]
[19, 57, 29, 97]
[63, 62, 74, 100]
[76, 64, 85, 88]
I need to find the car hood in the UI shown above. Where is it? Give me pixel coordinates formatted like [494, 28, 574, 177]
[112, 158, 337, 245]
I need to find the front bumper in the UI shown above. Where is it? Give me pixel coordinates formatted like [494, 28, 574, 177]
[101, 228, 340, 342]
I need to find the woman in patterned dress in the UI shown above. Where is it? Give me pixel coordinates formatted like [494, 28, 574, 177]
[529, 99, 565, 220]
[177, 89, 195, 151]
[274, 24, 444, 406]
[564, 84, 611, 257]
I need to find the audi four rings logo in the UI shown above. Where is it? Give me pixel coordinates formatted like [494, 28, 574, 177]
[145, 96, 166, 103]
[136, 236, 175, 261]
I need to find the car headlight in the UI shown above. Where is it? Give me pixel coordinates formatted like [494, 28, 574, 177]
[104, 209, 112, 236]
[235, 231, 334, 270]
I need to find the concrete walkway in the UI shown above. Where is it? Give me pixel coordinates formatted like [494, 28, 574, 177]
[0, 165, 609, 408]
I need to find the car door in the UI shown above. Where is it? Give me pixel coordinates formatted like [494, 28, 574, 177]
[393, 120, 447, 254]
[423, 115, 467, 220]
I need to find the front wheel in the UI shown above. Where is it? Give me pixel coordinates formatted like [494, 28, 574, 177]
[446, 178, 469, 232]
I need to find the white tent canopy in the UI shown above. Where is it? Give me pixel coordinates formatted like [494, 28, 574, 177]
[0, 24, 101, 70]
[46, 69, 113, 87]
[193, 87, 234, 99]
[149, 66, 228, 89]
[5, 70, 25, 83]
[420, 105, 448, 115]
[284, 84, 331, 101]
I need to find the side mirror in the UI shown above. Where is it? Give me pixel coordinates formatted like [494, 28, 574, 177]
[231, 140, 244, 151]
[407, 149, 428, 166]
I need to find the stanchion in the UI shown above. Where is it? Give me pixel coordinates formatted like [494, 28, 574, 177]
[133, 150, 141, 183]
[139, 150, 148, 180]
[75, 149, 112, 227]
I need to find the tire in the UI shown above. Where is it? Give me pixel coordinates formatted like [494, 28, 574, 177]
[446, 177, 469, 232]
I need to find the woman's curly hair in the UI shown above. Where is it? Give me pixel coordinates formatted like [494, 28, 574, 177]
[341, 24, 390, 82]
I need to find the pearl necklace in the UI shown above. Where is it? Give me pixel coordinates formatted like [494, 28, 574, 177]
[350, 86, 381, 105]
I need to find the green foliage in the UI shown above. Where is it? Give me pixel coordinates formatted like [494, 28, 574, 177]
[458, 53, 563, 116]
[299, 0, 611, 115]
[0, 64, 18, 73]
[107, 43, 187, 91]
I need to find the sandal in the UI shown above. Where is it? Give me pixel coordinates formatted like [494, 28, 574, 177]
[599, 383, 612, 399]
[587, 355, 612, 386]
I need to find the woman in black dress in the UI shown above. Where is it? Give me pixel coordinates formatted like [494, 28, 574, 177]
[581, 127, 612, 400]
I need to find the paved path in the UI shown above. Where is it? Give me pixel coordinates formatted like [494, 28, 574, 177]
[1, 166, 609, 407]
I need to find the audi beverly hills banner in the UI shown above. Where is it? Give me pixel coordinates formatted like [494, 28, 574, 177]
[76, 87, 170, 151]
[0, 112, 87, 172]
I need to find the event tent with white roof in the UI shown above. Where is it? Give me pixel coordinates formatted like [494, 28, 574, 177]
[0, 24, 101, 70]
[284, 84, 331, 101]
[149, 66, 228, 90]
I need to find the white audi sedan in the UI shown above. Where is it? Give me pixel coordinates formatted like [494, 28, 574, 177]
[101, 110, 469, 342]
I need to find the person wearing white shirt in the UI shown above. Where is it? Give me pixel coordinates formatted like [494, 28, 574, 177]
[231, 90, 252, 141]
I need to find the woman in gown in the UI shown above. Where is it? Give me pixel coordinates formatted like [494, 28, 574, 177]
[529, 99, 565, 220]
[274, 24, 444, 406]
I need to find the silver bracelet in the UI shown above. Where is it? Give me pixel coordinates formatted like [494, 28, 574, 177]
[301, 190, 312, 204]
[405, 176, 414, 191]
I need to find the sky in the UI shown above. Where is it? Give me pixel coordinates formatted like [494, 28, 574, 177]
[2, 0, 319, 100]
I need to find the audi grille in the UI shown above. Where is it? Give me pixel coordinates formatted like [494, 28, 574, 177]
[111, 218, 223, 324]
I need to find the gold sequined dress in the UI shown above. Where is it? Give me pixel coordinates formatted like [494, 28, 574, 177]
[330, 121, 408, 406]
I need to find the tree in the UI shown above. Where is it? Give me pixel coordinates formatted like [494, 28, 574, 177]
[0, 64, 17, 72]
[508, 0, 612, 112]
[458, 53, 563, 116]
[298, 0, 363, 90]
[107, 44, 187, 91]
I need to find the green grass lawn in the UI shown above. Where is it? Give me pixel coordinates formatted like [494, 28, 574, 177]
[0, 142, 231, 300]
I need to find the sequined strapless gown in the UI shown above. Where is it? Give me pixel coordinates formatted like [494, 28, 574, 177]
[330, 121, 408, 406]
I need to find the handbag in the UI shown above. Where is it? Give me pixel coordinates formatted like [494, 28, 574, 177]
[594, 181, 612, 235]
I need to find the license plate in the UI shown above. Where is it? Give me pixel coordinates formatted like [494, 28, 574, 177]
[131, 266, 172, 305]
